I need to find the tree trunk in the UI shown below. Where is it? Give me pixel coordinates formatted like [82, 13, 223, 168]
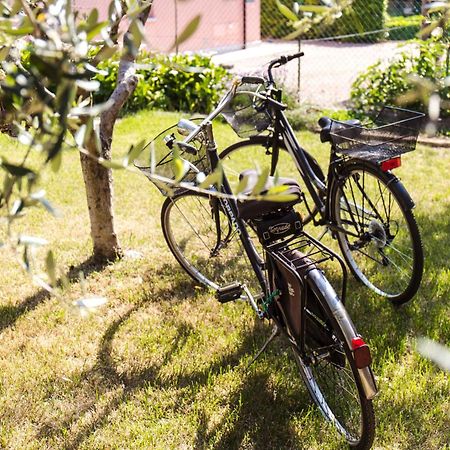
[79, 130, 122, 261]
[79, 3, 152, 262]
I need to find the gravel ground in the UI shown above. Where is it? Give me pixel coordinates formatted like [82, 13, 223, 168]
[213, 40, 403, 108]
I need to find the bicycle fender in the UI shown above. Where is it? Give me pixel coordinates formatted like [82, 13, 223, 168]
[306, 269, 378, 400]
[390, 176, 415, 210]
[339, 159, 416, 211]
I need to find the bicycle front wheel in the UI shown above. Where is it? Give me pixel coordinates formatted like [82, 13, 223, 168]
[161, 190, 261, 292]
[330, 160, 423, 304]
[289, 270, 376, 449]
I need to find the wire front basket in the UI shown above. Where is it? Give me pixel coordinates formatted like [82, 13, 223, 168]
[221, 82, 273, 138]
[330, 107, 425, 163]
[134, 119, 209, 196]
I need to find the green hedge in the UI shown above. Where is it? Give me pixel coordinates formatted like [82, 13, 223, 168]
[261, 0, 387, 42]
[261, 0, 295, 40]
[350, 39, 449, 118]
[93, 52, 230, 114]
[329, 0, 387, 42]
[386, 15, 422, 40]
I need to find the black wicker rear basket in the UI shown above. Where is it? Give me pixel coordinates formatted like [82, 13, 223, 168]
[330, 107, 425, 163]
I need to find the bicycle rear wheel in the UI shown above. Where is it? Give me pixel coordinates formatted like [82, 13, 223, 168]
[330, 160, 423, 304]
[161, 190, 261, 292]
[287, 270, 376, 449]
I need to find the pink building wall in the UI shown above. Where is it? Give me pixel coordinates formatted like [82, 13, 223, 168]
[74, 0, 261, 53]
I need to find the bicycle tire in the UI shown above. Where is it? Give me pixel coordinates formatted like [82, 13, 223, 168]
[161, 190, 261, 292]
[286, 269, 376, 449]
[330, 160, 423, 304]
[219, 136, 324, 225]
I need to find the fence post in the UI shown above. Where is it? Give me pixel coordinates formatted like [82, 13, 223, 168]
[297, 39, 301, 102]
[174, 0, 179, 54]
[243, 0, 247, 49]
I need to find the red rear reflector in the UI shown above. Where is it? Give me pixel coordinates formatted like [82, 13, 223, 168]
[380, 157, 401, 172]
[351, 337, 366, 349]
[351, 336, 372, 369]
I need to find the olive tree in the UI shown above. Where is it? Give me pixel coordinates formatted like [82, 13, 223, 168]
[79, 1, 153, 261]
[0, 0, 153, 273]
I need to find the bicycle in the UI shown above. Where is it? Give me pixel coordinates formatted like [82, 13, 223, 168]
[135, 88, 378, 448]
[217, 53, 424, 305]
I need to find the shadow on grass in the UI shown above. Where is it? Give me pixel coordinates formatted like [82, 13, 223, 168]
[28, 205, 450, 448]
[313, 207, 450, 358]
[0, 256, 111, 333]
[36, 263, 307, 450]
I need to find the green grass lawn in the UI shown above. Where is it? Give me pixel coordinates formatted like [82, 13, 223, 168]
[1, 109, 450, 449]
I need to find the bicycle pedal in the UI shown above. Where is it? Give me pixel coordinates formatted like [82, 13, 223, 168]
[216, 282, 243, 303]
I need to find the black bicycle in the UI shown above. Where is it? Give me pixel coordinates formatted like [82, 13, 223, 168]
[217, 53, 424, 305]
[136, 105, 378, 448]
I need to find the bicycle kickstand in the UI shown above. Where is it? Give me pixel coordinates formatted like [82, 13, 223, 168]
[246, 324, 280, 371]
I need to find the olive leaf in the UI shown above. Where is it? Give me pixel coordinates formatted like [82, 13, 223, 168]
[261, 194, 299, 203]
[298, 5, 330, 14]
[170, 15, 201, 51]
[124, 139, 147, 166]
[198, 165, 224, 190]
[235, 174, 250, 195]
[276, 0, 298, 22]
[45, 250, 57, 287]
[251, 167, 270, 196]
[417, 337, 450, 372]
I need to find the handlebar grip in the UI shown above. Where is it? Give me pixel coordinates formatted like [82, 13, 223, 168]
[241, 76, 265, 85]
[318, 117, 332, 128]
[287, 52, 304, 62]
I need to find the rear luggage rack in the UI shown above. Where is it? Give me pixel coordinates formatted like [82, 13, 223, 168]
[266, 232, 348, 303]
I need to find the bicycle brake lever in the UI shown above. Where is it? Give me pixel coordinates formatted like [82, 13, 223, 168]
[176, 141, 198, 155]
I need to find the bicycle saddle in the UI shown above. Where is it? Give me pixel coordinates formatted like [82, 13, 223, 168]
[237, 169, 302, 220]
[318, 117, 361, 143]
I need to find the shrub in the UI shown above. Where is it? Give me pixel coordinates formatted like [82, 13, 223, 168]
[350, 40, 449, 118]
[267, 0, 388, 42]
[93, 52, 231, 114]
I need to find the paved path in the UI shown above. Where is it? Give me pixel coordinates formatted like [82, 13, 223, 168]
[213, 40, 402, 108]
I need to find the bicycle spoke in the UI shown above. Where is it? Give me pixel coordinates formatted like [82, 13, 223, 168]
[172, 200, 213, 250]
[383, 241, 414, 265]
[334, 163, 422, 300]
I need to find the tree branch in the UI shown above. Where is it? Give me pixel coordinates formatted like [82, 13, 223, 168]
[99, 3, 152, 156]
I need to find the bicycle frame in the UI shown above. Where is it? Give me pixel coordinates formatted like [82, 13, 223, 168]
[173, 79, 339, 300]
[203, 121, 270, 300]
[184, 73, 352, 238]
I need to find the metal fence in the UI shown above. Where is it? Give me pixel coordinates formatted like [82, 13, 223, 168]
[148, 1, 436, 110]
[255, 0, 426, 108]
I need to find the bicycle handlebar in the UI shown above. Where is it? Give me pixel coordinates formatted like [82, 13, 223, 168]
[268, 52, 304, 83]
[178, 54, 304, 146]
[241, 76, 265, 85]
